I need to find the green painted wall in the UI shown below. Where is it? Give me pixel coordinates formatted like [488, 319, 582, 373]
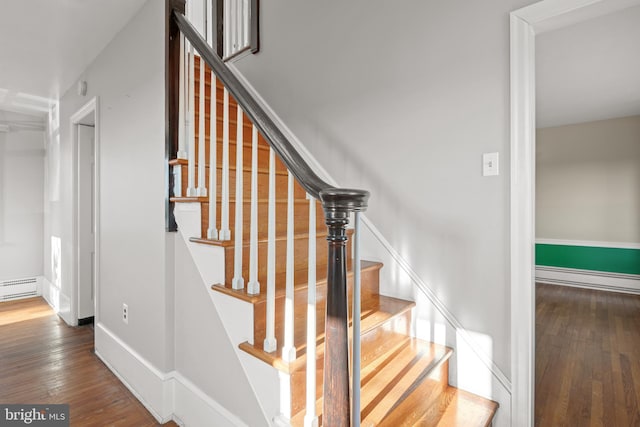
[536, 244, 640, 275]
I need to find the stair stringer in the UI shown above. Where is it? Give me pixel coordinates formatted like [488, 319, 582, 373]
[173, 202, 281, 425]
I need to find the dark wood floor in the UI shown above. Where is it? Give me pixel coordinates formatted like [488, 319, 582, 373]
[536, 283, 640, 427]
[0, 297, 177, 426]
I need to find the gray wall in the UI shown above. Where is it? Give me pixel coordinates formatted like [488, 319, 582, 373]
[48, 0, 174, 370]
[0, 112, 45, 281]
[537, 115, 640, 243]
[233, 0, 535, 378]
[173, 234, 267, 426]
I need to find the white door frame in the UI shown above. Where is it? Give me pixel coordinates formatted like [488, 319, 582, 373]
[70, 97, 100, 325]
[509, 0, 640, 425]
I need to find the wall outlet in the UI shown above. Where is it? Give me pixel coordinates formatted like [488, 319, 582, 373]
[122, 303, 128, 324]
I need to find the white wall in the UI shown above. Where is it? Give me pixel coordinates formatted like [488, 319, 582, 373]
[0, 111, 45, 281]
[45, 0, 174, 372]
[536, 5, 640, 128]
[233, 0, 535, 384]
[536, 115, 640, 243]
[173, 233, 268, 426]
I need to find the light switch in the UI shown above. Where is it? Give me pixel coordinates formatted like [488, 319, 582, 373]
[483, 152, 499, 176]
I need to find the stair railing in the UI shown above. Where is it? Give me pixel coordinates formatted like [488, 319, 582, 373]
[166, 1, 369, 425]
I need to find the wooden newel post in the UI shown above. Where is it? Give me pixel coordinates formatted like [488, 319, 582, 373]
[320, 189, 369, 427]
[323, 209, 351, 426]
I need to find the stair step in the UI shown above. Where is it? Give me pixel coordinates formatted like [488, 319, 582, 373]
[290, 338, 452, 427]
[204, 227, 349, 286]
[171, 163, 304, 204]
[171, 131, 280, 172]
[378, 386, 498, 427]
[210, 257, 371, 306]
[239, 290, 414, 372]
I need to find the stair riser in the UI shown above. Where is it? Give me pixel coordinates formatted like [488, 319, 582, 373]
[178, 164, 300, 203]
[252, 264, 377, 351]
[222, 231, 352, 288]
[200, 198, 326, 240]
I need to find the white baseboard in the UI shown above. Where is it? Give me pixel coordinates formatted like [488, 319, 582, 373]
[172, 372, 248, 427]
[536, 238, 640, 249]
[94, 322, 173, 423]
[95, 322, 246, 426]
[536, 266, 640, 294]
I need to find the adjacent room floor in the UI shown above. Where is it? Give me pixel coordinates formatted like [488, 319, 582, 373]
[0, 297, 177, 426]
[535, 283, 640, 426]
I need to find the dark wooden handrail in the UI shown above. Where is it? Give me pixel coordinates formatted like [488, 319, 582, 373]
[168, 5, 369, 425]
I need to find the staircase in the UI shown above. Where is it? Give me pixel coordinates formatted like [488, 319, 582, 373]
[167, 6, 498, 425]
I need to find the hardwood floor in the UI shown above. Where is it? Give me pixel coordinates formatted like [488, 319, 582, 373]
[0, 297, 177, 426]
[536, 283, 640, 426]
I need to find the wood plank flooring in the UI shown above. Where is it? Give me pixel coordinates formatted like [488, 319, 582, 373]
[0, 297, 177, 426]
[536, 283, 640, 426]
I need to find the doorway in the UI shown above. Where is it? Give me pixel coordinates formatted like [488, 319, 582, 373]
[510, 0, 640, 425]
[71, 98, 100, 325]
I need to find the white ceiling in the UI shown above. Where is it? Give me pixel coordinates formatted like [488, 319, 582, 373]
[536, 4, 640, 128]
[0, 0, 147, 118]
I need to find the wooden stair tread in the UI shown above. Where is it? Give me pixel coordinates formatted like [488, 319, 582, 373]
[238, 291, 414, 372]
[377, 386, 498, 427]
[433, 388, 498, 427]
[290, 338, 453, 426]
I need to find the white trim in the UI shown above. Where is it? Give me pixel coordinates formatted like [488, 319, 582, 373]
[363, 217, 512, 394]
[535, 238, 640, 250]
[510, 1, 640, 425]
[226, 59, 511, 394]
[95, 322, 246, 426]
[70, 97, 100, 325]
[172, 372, 249, 427]
[536, 266, 640, 294]
[95, 322, 173, 423]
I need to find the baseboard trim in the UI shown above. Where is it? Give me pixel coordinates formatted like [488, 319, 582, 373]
[94, 322, 246, 426]
[536, 238, 640, 250]
[536, 266, 640, 295]
[171, 372, 249, 427]
[94, 322, 173, 423]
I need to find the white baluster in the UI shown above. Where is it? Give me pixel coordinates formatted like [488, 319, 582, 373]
[186, 40, 196, 197]
[352, 212, 362, 427]
[207, 73, 218, 240]
[196, 55, 207, 197]
[205, 0, 212, 45]
[263, 148, 277, 353]
[232, 106, 244, 290]
[240, 0, 246, 49]
[173, 165, 182, 197]
[177, 33, 187, 160]
[247, 125, 260, 295]
[282, 171, 296, 363]
[304, 195, 318, 427]
[220, 88, 231, 240]
[224, 0, 231, 57]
